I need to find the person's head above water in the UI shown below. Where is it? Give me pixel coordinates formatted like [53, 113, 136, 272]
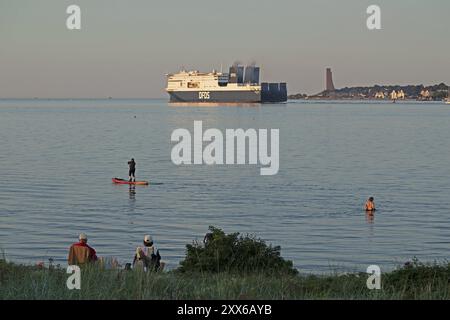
[131, 158, 135, 161]
[369, 197, 374, 202]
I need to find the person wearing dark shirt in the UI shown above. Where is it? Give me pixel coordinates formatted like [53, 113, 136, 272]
[128, 158, 136, 182]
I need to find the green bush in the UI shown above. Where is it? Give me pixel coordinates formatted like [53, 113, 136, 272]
[177, 226, 298, 275]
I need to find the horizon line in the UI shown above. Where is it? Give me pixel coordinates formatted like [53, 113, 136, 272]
[1, 81, 447, 100]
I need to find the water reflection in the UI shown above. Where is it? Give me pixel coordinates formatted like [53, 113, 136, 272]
[129, 185, 136, 200]
[365, 211, 375, 241]
[365, 212, 375, 224]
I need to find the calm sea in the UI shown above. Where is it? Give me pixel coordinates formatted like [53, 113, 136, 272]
[1, 99, 449, 273]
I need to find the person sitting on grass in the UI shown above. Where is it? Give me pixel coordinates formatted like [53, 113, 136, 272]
[68, 233, 98, 266]
[132, 235, 162, 272]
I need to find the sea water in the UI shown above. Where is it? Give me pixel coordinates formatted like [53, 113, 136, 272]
[0, 99, 449, 273]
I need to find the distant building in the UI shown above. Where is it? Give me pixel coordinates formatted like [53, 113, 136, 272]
[390, 90, 398, 100]
[389, 90, 405, 100]
[326, 68, 335, 92]
[420, 90, 430, 98]
[375, 91, 385, 99]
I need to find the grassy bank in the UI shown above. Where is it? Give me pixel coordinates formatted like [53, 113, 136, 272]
[1, 259, 450, 299]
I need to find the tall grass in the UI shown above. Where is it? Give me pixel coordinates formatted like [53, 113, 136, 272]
[1, 258, 449, 299]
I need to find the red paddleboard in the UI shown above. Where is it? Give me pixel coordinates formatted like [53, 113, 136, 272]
[112, 178, 149, 186]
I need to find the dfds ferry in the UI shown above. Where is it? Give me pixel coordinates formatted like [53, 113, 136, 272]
[166, 64, 287, 103]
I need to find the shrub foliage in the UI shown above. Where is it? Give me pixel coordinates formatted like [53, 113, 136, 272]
[177, 226, 298, 275]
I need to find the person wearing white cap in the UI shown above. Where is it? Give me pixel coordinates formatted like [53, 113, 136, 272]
[143, 235, 154, 253]
[132, 234, 161, 272]
[68, 233, 98, 265]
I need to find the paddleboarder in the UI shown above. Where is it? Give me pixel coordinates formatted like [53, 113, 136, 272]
[128, 158, 136, 182]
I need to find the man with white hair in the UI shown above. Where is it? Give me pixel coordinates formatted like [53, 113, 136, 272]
[68, 233, 98, 265]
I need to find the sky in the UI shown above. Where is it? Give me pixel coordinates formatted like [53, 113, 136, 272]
[0, 0, 449, 98]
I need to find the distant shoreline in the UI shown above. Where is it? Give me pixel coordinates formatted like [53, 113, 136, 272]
[288, 97, 447, 103]
[289, 82, 449, 102]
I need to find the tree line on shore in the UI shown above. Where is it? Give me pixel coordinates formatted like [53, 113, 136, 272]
[289, 83, 449, 100]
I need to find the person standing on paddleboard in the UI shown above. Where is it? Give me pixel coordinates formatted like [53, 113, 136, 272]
[128, 158, 136, 182]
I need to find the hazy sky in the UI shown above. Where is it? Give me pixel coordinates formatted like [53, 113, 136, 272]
[0, 0, 449, 98]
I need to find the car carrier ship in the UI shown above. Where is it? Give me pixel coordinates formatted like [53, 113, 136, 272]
[165, 64, 287, 103]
